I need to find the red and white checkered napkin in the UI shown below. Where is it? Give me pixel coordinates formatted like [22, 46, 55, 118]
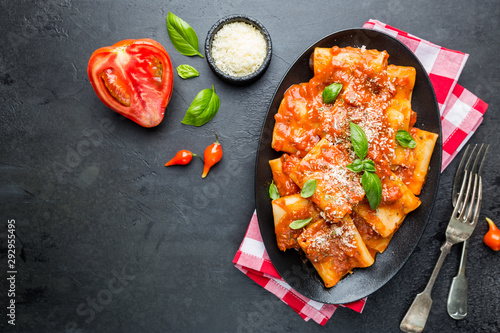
[233, 212, 367, 326]
[233, 20, 489, 326]
[364, 20, 488, 171]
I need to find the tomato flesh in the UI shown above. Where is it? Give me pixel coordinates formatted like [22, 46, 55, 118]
[88, 39, 173, 128]
[101, 68, 131, 106]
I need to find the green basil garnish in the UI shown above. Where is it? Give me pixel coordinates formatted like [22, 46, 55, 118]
[181, 85, 220, 126]
[301, 179, 317, 198]
[322, 83, 343, 104]
[176, 64, 200, 79]
[347, 159, 376, 173]
[345, 122, 382, 210]
[269, 181, 280, 200]
[396, 130, 417, 149]
[362, 171, 382, 210]
[289, 217, 313, 230]
[166, 12, 204, 58]
[349, 122, 368, 160]
[346, 159, 364, 173]
[362, 159, 376, 172]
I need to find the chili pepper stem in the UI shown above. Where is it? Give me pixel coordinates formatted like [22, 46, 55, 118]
[212, 130, 220, 145]
[192, 153, 204, 162]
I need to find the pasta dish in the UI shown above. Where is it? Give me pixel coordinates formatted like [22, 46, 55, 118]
[269, 46, 438, 288]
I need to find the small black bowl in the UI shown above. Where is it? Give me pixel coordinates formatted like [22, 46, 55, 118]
[205, 15, 272, 85]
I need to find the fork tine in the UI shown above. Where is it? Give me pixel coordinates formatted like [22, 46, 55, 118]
[457, 171, 475, 221]
[477, 144, 490, 176]
[452, 145, 470, 207]
[469, 144, 484, 173]
[452, 165, 470, 218]
[469, 145, 487, 226]
[470, 177, 483, 227]
[464, 144, 479, 172]
[452, 144, 478, 208]
[456, 143, 488, 222]
[463, 174, 478, 222]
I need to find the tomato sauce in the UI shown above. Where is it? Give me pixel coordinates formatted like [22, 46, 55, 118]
[270, 47, 425, 287]
[274, 46, 418, 190]
[289, 140, 365, 221]
[274, 198, 318, 251]
[298, 219, 360, 272]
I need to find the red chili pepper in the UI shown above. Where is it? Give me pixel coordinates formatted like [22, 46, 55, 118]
[484, 217, 500, 251]
[165, 150, 201, 167]
[202, 132, 223, 178]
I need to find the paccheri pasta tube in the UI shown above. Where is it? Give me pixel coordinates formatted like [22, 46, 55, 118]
[269, 46, 438, 288]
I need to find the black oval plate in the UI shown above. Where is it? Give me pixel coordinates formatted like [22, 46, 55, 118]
[254, 28, 442, 304]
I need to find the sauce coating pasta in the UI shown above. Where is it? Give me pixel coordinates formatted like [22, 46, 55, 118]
[269, 46, 438, 288]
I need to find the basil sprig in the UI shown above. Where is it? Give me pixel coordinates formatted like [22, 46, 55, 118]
[322, 83, 343, 104]
[362, 159, 376, 172]
[269, 181, 280, 200]
[166, 12, 204, 58]
[396, 130, 417, 149]
[176, 64, 200, 79]
[349, 122, 368, 159]
[182, 85, 220, 126]
[347, 121, 382, 210]
[346, 158, 375, 173]
[289, 217, 313, 230]
[362, 171, 382, 210]
[301, 179, 317, 198]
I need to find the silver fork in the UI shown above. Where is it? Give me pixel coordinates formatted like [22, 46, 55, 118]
[447, 144, 489, 320]
[399, 144, 487, 333]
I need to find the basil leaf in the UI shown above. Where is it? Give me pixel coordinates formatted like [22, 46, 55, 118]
[269, 181, 280, 200]
[182, 85, 220, 126]
[349, 122, 368, 160]
[346, 159, 364, 173]
[166, 12, 204, 58]
[396, 130, 417, 149]
[322, 83, 343, 104]
[362, 159, 376, 172]
[362, 171, 382, 210]
[176, 64, 200, 79]
[289, 217, 313, 230]
[301, 179, 317, 198]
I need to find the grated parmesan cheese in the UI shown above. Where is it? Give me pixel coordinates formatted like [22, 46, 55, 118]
[211, 21, 267, 77]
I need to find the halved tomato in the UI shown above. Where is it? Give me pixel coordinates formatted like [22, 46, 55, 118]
[88, 39, 174, 128]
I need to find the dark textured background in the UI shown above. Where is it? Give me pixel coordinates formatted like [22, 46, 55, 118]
[0, 0, 499, 332]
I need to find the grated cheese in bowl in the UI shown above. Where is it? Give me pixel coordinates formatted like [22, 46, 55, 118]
[211, 21, 267, 78]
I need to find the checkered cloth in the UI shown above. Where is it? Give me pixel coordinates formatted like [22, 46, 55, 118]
[233, 20, 488, 326]
[364, 20, 488, 170]
[233, 212, 366, 325]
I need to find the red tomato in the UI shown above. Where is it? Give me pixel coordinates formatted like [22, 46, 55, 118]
[87, 39, 174, 128]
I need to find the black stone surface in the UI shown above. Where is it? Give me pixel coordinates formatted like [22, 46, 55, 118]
[0, 1, 498, 332]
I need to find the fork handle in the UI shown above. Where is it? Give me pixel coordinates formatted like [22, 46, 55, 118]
[457, 239, 469, 276]
[400, 241, 452, 332]
[423, 241, 452, 293]
[447, 240, 469, 320]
